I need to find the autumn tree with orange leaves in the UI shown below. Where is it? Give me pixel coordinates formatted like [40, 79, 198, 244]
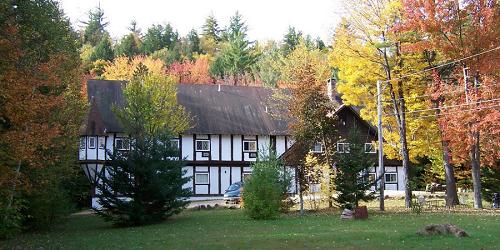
[0, 0, 85, 236]
[400, 0, 500, 208]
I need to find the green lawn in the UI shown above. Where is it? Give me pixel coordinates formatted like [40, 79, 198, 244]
[3, 208, 499, 249]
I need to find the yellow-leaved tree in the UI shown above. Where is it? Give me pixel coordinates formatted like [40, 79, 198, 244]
[102, 56, 166, 81]
[329, 0, 441, 208]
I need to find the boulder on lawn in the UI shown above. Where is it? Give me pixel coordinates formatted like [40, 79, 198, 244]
[340, 209, 354, 220]
[354, 206, 368, 219]
[417, 224, 469, 237]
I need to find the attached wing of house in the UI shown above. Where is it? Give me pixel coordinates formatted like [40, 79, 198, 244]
[79, 79, 404, 207]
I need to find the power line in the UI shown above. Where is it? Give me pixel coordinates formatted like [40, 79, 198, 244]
[384, 98, 500, 117]
[381, 82, 499, 103]
[380, 46, 500, 84]
[409, 103, 500, 120]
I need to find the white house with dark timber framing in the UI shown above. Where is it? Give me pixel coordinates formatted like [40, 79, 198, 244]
[79, 79, 405, 208]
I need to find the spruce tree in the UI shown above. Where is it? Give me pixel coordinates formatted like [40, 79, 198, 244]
[90, 35, 114, 61]
[95, 130, 190, 226]
[333, 129, 379, 209]
[94, 68, 191, 226]
[82, 5, 108, 46]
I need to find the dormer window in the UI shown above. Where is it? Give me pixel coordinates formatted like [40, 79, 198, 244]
[115, 138, 130, 150]
[364, 143, 376, 153]
[311, 142, 324, 153]
[337, 143, 350, 153]
[196, 140, 210, 151]
[88, 137, 96, 149]
[243, 140, 257, 152]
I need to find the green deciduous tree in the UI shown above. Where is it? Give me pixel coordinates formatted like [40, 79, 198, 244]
[254, 42, 283, 87]
[243, 153, 291, 219]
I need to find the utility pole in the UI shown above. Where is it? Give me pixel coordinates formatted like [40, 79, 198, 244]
[377, 80, 385, 211]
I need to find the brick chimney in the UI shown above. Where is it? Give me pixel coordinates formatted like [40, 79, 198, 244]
[327, 68, 340, 102]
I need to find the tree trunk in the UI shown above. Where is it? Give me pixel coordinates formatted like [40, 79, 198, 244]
[299, 175, 305, 215]
[398, 101, 412, 208]
[470, 131, 483, 209]
[433, 99, 459, 207]
[394, 42, 412, 208]
[442, 140, 459, 206]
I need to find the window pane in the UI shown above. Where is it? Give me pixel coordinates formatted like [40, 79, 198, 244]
[116, 139, 123, 150]
[88, 137, 96, 148]
[196, 140, 209, 151]
[80, 138, 86, 149]
[99, 137, 105, 149]
[195, 173, 209, 184]
[244, 141, 256, 151]
[385, 173, 396, 183]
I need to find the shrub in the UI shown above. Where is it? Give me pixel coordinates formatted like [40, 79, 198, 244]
[482, 167, 500, 202]
[0, 198, 23, 239]
[243, 153, 291, 219]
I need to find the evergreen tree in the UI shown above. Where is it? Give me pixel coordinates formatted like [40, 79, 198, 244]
[178, 29, 202, 60]
[208, 56, 225, 80]
[315, 37, 326, 50]
[140, 24, 179, 55]
[115, 33, 140, 58]
[81, 5, 108, 46]
[223, 11, 248, 40]
[218, 33, 257, 85]
[333, 129, 379, 209]
[128, 19, 141, 35]
[202, 14, 221, 41]
[90, 34, 114, 61]
[281, 26, 303, 55]
[95, 72, 191, 226]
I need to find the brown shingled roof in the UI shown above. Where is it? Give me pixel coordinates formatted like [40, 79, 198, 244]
[81, 80, 291, 135]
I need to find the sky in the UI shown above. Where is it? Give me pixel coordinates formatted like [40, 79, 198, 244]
[58, 0, 346, 44]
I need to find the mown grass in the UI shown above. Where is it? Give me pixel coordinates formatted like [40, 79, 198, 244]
[3, 207, 499, 250]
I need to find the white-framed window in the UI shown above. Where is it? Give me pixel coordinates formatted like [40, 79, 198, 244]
[195, 140, 210, 151]
[98, 137, 105, 149]
[365, 143, 376, 153]
[88, 137, 96, 149]
[385, 173, 397, 183]
[311, 142, 324, 153]
[337, 142, 350, 153]
[195, 173, 209, 184]
[243, 140, 257, 152]
[79, 137, 86, 149]
[169, 139, 179, 149]
[115, 138, 130, 150]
